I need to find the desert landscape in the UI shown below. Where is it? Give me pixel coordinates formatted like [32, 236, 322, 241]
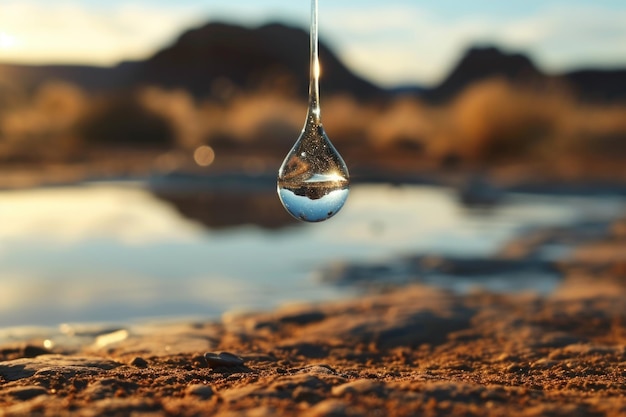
[1, 2, 626, 415]
[0, 23, 625, 185]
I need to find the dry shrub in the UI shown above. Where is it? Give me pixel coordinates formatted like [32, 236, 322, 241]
[1, 82, 85, 143]
[450, 79, 556, 162]
[135, 89, 306, 152]
[135, 86, 230, 150]
[322, 95, 375, 147]
[138, 87, 202, 149]
[1, 75, 624, 171]
[553, 102, 626, 159]
[0, 76, 28, 113]
[212, 93, 304, 148]
[448, 78, 626, 164]
[77, 93, 175, 148]
[368, 97, 432, 152]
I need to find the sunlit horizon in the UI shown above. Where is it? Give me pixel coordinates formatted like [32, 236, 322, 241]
[1, 0, 626, 87]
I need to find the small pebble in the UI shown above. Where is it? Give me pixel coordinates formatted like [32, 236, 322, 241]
[332, 379, 385, 397]
[506, 364, 529, 374]
[496, 353, 513, 362]
[186, 384, 214, 400]
[6, 385, 48, 401]
[305, 399, 348, 417]
[23, 345, 51, 358]
[204, 351, 245, 368]
[192, 354, 208, 368]
[300, 365, 336, 375]
[531, 358, 558, 369]
[129, 357, 148, 368]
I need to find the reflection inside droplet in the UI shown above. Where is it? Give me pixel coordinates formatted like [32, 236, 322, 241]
[278, 180, 349, 222]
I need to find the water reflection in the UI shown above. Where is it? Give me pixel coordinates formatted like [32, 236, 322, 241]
[148, 172, 295, 229]
[153, 191, 294, 230]
[0, 180, 623, 328]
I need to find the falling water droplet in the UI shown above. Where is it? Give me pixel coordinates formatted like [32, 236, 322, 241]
[277, 0, 350, 222]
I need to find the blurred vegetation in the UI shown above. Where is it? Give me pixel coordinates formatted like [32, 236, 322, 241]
[0, 77, 625, 178]
[77, 93, 175, 148]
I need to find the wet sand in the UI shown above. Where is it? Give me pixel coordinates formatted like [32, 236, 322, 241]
[1, 219, 625, 416]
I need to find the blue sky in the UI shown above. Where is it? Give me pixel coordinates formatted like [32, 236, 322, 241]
[1, 0, 625, 86]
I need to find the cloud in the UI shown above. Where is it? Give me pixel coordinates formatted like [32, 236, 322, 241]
[323, 3, 626, 86]
[322, 6, 490, 86]
[0, 1, 203, 65]
[1, 1, 625, 85]
[493, 5, 626, 71]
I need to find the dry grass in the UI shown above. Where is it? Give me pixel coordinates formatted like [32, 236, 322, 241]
[0, 78, 625, 175]
[2, 82, 85, 138]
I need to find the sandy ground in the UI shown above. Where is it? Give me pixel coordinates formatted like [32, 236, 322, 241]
[1, 220, 625, 416]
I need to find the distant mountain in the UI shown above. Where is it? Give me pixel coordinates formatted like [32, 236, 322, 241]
[138, 22, 382, 99]
[1, 26, 625, 104]
[423, 46, 626, 103]
[0, 22, 382, 100]
[0, 61, 139, 93]
[563, 69, 626, 102]
[424, 46, 543, 102]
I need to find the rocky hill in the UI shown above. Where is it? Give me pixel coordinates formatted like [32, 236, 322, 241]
[137, 22, 381, 99]
[0, 22, 382, 100]
[0, 23, 624, 103]
[425, 46, 543, 101]
[425, 46, 626, 103]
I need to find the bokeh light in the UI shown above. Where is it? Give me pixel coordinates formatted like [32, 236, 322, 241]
[193, 145, 216, 167]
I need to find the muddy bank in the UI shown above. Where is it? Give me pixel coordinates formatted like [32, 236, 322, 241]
[1, 219, 625, 416]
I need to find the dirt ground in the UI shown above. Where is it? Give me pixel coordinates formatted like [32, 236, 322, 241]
[1, 220, 625, 416]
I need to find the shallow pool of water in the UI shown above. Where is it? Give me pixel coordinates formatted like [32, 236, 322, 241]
[0, 180, 623, 329]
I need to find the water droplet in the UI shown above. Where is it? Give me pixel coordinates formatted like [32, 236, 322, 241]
[278, 123, 349, 222]
[277, 0, 349, 222]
